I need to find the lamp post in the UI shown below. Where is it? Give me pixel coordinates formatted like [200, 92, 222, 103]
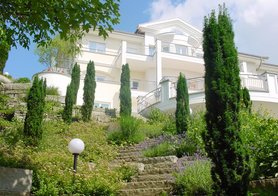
[68, 138, 85, 173]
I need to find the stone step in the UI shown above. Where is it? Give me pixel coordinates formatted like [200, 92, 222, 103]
[140, 166, 177, 175]
[138, 156, 178, 164]
[131, 173, 174, 182]
[118, 187, 171, 196]
[123, 180, 173, 189]
[144, 161, 176, 170]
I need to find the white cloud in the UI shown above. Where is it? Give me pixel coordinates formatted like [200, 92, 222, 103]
[148, 0, 278, 63]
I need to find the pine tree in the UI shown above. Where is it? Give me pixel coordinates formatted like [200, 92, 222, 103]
[175, 73, 190, 134]
[81, 61, 96, 121]
[202, 5, 250, 195]
[119, 64, 131, 117]
[23, 76, 46, 145]
[241, 87, 252, 112]
[62, 84, 74, 123]
[71, 63, 80, 104]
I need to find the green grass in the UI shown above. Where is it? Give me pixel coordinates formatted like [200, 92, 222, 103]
[143, 142, 176, 157]
[0, 120, 122, 195]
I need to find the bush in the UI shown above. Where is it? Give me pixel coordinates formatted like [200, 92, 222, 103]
[240, 111, 278, 179]
[175, 138, 198, 158]
[15, 77, 31, 83]
[148, 108, 168, 124]
[107, 116, 143, 145]
[116, 165, 138, 182]
[143, 142, 176, 157]
[46, 86, 59, 96]
[161, 115, 177, 135]
[173, 161, 213, 195]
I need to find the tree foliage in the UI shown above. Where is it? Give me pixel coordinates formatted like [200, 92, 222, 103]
[34, 35, 79, 68]
[62, 84, 74, 123]
[0, 0, 120, 72]
[71, 63, 80, 104]
[175, 73, 190, 134]
[0, 26, 11, 73]
[119, 64, 131, 117]
[202, 5, 250, 195]
[241, 87, 252, 112]
[23, 75, 46, 145]
[81, 61, 96, 121]
[0, 0, 120, 48]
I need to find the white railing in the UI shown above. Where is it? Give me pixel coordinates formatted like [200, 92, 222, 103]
[126, 44, 156, 56]
[137, 87, 161, 112]
[240, 74, 268, 92]
[161, 42, 203, 59]
[43, 67, 71, 75]
[137, 74, 275, 113]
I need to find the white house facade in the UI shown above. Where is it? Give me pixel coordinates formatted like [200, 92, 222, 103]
[38, 19, 278, 118]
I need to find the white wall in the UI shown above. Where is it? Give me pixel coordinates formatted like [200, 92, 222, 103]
[38, 72, 71, 96]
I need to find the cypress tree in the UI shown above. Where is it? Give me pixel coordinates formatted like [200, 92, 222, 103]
[175, 73, 190, 134]
[119, 63, 131, 117]
[71, 63, 80, 104]
[203, 5, 250, 195]
[24, 76, 46, 145]
[81, 61, 96, 121]
[62, 84, 74, 123]
[241, 87, 252, 112]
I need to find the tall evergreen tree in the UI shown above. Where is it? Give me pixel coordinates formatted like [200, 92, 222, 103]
[71, 63, 80, 104]
[241, 87, 252, 113]
[81, 61, 96, 121]
[203, 6, 250, 195]
[119, 64, 131, 116]
[24, 76, 46, 145]
[175, 73, 190, 134]
[62, 84, 74, 123]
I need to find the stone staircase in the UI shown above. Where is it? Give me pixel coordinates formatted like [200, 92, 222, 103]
[113, 137, 180, 196]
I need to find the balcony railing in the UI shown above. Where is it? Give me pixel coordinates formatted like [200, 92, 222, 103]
[43, 67, 71, 75]
[126, 45, 156, 56]
[240, 74, 268, 92]
[137, 87, 161, 112]
[161, 42, 203, 59]
[137, 74, 274, 113]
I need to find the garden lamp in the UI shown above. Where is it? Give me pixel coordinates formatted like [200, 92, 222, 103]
[68, 138, 85, 173]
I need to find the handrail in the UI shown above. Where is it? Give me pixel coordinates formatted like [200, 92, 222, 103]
[137, 74, 273, 113]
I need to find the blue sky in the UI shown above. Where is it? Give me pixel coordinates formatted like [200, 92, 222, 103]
[4, 0, 278, 79]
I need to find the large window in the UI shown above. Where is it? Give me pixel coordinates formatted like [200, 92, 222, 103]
[175, 44, 188, 55]
[89, 41, 106, 53]
[131, 80, 139, 90]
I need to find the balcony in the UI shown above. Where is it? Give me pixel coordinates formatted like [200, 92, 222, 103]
[137, 73, 278, 116]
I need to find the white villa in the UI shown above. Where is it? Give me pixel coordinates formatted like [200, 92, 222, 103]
[38, 19, 278, 118]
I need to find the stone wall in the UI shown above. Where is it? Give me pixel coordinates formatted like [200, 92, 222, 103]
[0, 167, 33, 196]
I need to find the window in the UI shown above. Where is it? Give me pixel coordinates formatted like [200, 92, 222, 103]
[131, 81, 139, 90]
[89, 41, 106, 53]
[94, 102, 110, 109]
[96, 76, 105, 82]
[162, 45, 170, 52]
[149, 46, 155, 56]
[175, 44, 187, 55]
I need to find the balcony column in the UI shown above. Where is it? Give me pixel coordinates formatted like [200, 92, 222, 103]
[156, 39, 162, 86]
[121, 40, 127, 65]
[266, 73, 278, 94]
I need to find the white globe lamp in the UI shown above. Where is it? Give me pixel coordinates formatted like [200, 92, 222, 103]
[68, 138, 85, 173]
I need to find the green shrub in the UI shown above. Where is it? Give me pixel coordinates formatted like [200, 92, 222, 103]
[173, 161, 213, 195]
[175, 138, 198, 158]
[15, 77, 31, 83]
[161, 115, 177, 135]
[143, 142, 176, 157]
[240, 111, 278, 179]
[107, 116, 143, 145]
[46, 86, 59, 96]
[116, 165, 138, 182]
[148, 108, 167, 124]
